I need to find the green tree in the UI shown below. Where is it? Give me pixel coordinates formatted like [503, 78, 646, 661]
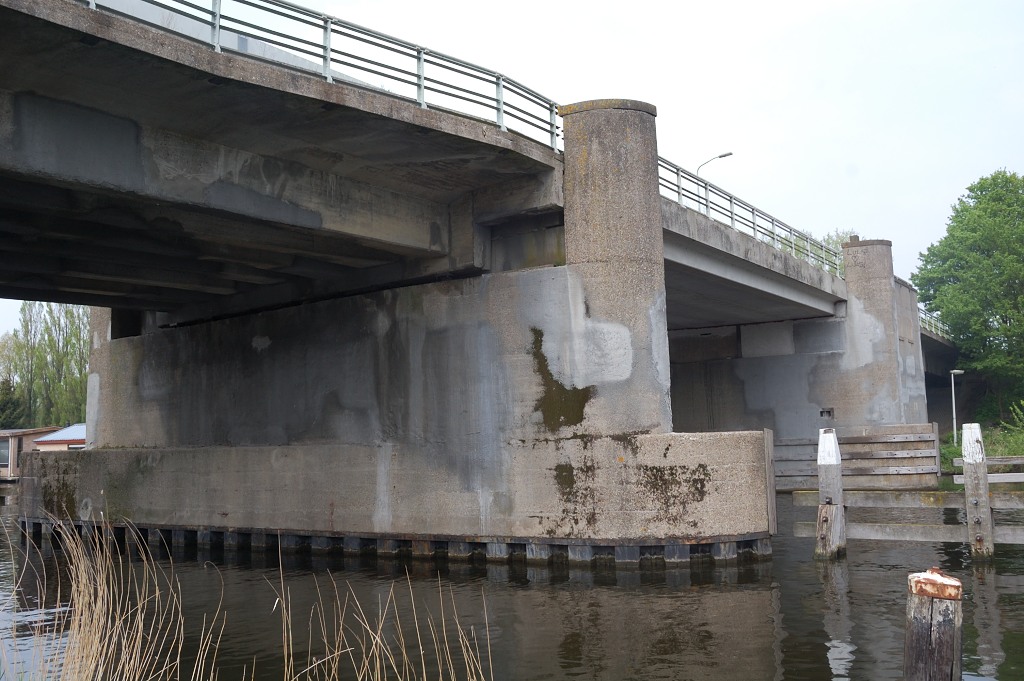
[0, 377, 26, 428]
[35, 303, 90, 426]
[821, 228, 858, 276]
[12, 301, 43, 426]
[912, 169, 1024, 417]
[2, 302, 90, 427]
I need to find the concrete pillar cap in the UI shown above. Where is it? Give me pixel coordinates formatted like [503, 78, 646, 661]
[842, 239, 892, 248]
[558, 99, 657, 117]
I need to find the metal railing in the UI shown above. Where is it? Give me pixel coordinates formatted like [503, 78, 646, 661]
[85, 0, 561, 149]
[919, 307, 951, 338]
[657, 157, 843, 275]
[79, 0, 948, 342]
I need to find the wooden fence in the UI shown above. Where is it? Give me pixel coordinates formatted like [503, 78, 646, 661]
[794, 424, 1024, 559]
[776, 423, 940, 491]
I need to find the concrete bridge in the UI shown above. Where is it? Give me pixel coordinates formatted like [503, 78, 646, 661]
[4, 0, 954, 564]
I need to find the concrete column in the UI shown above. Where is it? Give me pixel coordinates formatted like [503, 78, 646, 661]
[840, 237, 926, 425]
[559, 99, 672, 433]
[85, 307, 111, 450]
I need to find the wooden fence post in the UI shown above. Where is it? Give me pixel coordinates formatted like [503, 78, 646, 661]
[961, 423, 994, 559]
[904, 567, 962, 681]
[815, 428, 846, 560]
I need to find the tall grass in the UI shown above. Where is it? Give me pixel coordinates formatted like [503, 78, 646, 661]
[0, 521, 492, 681]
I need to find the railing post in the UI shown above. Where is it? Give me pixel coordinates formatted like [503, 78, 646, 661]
[815, 427, 846, 560]
[729, 195, 735, 230]
[549, 102, 557, 149]
[321, 17, 333, 83]
[703, 182, 710, 216]
[962, 423, 994, 559]
[416, 49, 426, 108]
[904, 567, 962, 681]
[675, 167, 683, 205]
[495, 75, 506, 131]
[211, 0, 222, 52]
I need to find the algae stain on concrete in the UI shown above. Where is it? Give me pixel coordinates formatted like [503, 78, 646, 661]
[530, 327, 593, 432]
[548, 458, 599, 536]
[636, 462, 712, 525]
[39, 457, 78, 519]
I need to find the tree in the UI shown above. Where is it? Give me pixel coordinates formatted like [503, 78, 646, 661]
[821, 228, 858, 276]
[912, 169, 1024, 417]
[0, 302, 90, 428]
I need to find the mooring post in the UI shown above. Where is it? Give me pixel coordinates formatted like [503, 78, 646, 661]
[904, 567, 962, 681]
[815, 428, 846, 560]
[961, 423, 994, 559]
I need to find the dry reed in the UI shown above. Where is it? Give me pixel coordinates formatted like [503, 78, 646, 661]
[0, 520, 492, 681]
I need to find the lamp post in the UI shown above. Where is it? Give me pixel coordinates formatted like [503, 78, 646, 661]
[696, 152, 733, 177]
[695, 152, 732, 215]
[950, 369, 965, 447]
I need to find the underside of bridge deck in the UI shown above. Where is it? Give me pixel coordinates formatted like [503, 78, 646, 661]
[0, 0, 562, 326]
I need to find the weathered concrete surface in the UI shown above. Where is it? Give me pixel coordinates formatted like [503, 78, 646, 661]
[671, 239, 928, 442]
[662, 200, 847, 329]
[21, 430, 769, 541]
[69, 261, 775, 542]
[560, 100, 672, 433]
[0, 0, 562, 319]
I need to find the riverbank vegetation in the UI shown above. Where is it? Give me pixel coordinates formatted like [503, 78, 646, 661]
[0, 522, 492, 680]
[913, 169, 1024, 420]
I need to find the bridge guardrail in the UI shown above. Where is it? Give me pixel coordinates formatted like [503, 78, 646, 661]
[919, 307, 951, 338]
[657, 157, 843, 275]
[79, 0, 949, 339]
[87, 0, 561, 149]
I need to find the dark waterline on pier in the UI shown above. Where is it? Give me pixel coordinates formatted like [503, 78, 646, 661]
[2, 494, 1023, 679]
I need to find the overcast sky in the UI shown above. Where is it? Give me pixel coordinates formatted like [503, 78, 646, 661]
[1, 0, 1021, 334]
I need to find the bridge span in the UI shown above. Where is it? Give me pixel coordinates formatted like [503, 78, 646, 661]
[5, 0, 950, 564]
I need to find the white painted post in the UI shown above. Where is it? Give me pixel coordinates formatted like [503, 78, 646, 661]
[211, 0, 222, 53]
[815, 428, 846, 560]
[904, 567, 962, 681]
[322, 17, 333, 83]
[962, 423, 994, 559]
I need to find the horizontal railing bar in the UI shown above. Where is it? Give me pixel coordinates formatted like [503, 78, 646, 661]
[332, 51, 416, 80]
[231, 0, 321, 28]
[222, 26, 321, 61]
[331, 61, 419, 90]
[221, 15, 322, 52]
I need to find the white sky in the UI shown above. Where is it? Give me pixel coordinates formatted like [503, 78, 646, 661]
[2, 0, 1021, 334]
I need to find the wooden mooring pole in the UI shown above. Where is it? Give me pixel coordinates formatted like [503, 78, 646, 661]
[961, 423, 995, 559]
[814, 428, 846, 560]
[904, 567, 962, 681]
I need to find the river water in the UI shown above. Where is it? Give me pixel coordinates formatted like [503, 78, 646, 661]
[2, 494, 1022, 680]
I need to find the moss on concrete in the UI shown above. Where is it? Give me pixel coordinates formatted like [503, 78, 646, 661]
[530, 327, 593, 433]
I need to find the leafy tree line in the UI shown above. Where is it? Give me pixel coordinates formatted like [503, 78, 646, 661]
[0, 302, 90, 429]
[913, 169, 1024, 420]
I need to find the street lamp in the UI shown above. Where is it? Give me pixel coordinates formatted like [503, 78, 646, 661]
[695, 153, 733, 216]
[950, 369, 965, 447]
[696, 152, 733, 177]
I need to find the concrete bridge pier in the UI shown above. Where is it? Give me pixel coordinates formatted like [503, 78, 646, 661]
[21, 99, 775, 567]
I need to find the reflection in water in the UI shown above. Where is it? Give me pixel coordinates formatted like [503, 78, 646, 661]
[1, 495, 1023, 680]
